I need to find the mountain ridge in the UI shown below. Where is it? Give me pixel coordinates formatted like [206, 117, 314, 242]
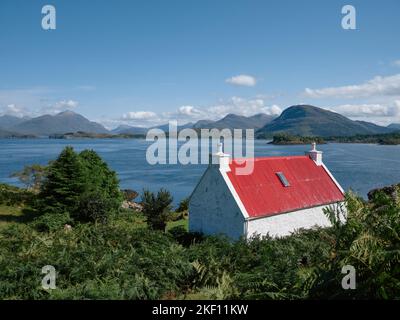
[0, 106, 397, 138]
[0, 111, 109, 136]
[257, 105, 395, 137]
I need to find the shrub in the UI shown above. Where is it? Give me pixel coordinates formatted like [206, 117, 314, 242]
[0, 183, 35, 206]
[176, 197, 189, 212]
[73, 191, 114, 223]
[78, 149, 123, 215]
[35, 147, 122, 224]
[10, 164, 46, 191]
[141, 189, 173, 231]
[31, 212, 72, 232]
[168, 226, 204, 247]
[0, 223, 193, 299]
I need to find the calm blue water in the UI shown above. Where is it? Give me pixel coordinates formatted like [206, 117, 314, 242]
[0, 139, 399, 204]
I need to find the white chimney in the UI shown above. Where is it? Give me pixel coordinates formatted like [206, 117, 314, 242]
[306, 142, 323, 166]
[210, 142, 231, 172]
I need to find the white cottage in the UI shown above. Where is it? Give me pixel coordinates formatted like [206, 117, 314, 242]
[189, 143, 345, 239]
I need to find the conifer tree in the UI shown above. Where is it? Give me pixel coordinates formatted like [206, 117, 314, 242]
[142, 189, 173, 231]
[37, 146, 85, 214]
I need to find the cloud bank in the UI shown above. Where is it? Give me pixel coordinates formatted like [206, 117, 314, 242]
[305, 74, 400, 99]
[225, 75, 257, 87]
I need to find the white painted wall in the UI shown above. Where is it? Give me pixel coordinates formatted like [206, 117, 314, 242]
[246, 203, 342, 238]
[189, 166, 245, 239]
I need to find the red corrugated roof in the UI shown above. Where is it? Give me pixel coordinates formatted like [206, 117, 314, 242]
[226, 156, 344, 218]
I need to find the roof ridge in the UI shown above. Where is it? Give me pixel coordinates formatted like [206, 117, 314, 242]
[231, 155, 309, 162]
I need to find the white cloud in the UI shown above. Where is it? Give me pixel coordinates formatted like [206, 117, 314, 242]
[40, 99, 79, 115]
[122, 111, 158, 120]
[115, 96, 282, 128]
[204, 96, 280, 120]
[325, 101, 400, 125]
[330, 103, 400, 117]
[55, 99, 79, 109]
[0, 104, 30, 118]
[304, 74, 400, 99]
[176, 97, 282, 122]
[178, 105, 203, 117]
[262, 104, 282, 116]
[225, 74, 257, 87]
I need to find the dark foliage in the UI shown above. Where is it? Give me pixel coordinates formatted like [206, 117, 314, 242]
[176, 197, 189, 212]
[34, 147, 122, 224]
[141, 189, 173, 231]
[0, 183, 35, 206]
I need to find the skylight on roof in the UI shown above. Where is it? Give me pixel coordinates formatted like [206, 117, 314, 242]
[276, 172, 290, 187]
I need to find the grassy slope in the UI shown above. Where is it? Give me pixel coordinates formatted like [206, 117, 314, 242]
[0, 204, 188, 231]
[0, 205, 24, 227]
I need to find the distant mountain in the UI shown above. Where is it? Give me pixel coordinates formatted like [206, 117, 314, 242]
[193, 113, 275, 130]
[152, 122, 195, 132]
[0, 115, 30, 129]
[353, 120, 396, 134]
[257, 105, 394, 137]
[388, 123, 400, 131]
[112, 125, 148, 135]
[9, 111, 109, 136]
[149, 113, 275, 133]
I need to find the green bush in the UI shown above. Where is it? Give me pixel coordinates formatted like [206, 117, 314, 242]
[0, 183, 34, 206]
[0, 223, 193, 299]
[141, 189, 173, 231]
[176, 197, 189, 212]
[35, 147, 122, 224]
[32, 212, 72, 232]
[73, 191, 113, 223]
[168, 226, 204, 247]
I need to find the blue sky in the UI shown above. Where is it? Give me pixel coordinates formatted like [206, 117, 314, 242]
[0, 0, 399, 128]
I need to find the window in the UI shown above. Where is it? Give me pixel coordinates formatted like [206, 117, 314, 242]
[276, 172, 290, 187]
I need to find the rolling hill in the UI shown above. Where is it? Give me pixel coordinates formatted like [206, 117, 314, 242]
[388, 123, 400, 131]
[193, 113, 275, 130]
[0, 115, 31, 129]
[1, 107, 397, 139]
[111, 125, 148, 135]
[257, 105, 395, 137]
[7, 111, 109, 136]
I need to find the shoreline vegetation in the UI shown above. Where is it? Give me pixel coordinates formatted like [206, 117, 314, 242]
[1, 129, 400, 145]
[268, 132, 400, 145]
[0, 147, 399, 299]
[49, 131, 146, 139]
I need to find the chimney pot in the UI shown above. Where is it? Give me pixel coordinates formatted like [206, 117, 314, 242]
[211, 141, 231, 171]
[306, 142, 323, 166]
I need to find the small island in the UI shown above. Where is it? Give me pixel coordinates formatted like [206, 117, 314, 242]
[268, 134, 326, 145]
[268, 132, 400, 145]
[326, 132, 400, 145]
[49, 131, 146, 139]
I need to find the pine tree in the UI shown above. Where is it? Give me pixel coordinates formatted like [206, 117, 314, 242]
[37, 146, 86, 215]
[36, 147, 123, 223]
